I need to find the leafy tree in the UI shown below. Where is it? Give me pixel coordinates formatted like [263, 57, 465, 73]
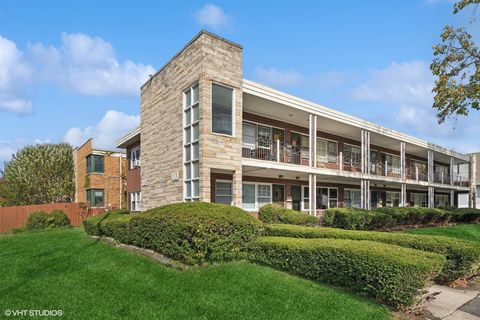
[0, 143, 75, 206]
[431, 0, 480, 123]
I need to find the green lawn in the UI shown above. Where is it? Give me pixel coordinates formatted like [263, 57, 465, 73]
[404, 224, 480, 243]
[0, 228, 389, 320]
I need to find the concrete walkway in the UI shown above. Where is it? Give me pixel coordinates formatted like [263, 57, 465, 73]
[424, 285, 480, 320]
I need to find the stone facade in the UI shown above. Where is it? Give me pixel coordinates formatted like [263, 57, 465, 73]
[140, 31, 243, 210]
[74, 139, 126, 209]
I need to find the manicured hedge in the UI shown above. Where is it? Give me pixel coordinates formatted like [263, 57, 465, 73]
[324, 207, 459, 230]
[249, 236, 445, 308]
[264, 224, 480, 282]
[258, 204, 319, 226]
[25, 210, 71, 231]
[448, 208, 480, 223]
[83, 202, 262, 265]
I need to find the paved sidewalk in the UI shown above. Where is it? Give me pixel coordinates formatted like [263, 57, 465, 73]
[424, 285, 480, 320]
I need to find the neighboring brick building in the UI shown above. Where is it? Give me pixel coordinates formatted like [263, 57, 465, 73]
[116, 30, 476, 213]
[116, 127, 141, 211]
[73, 139, 127, 209]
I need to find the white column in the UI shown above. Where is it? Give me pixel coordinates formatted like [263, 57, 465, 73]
[312, 175, 317, 216]
[360, 179, 370, 209]
[450, 157, 454, 185]
[361, 130, 371, 174]
[450, 189, 455, 208]
[308, 174, 313, 215]
[400, 142, 406, 179]
[401, 183, 407, 207]
[428, 186, 434, 208]
[313, 115, 317, 168]
[428, 150, 434, 183]
[469, 154, 476, 208]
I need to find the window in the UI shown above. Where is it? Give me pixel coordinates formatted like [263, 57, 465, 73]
[86, 154, 104, 173]
[343, 144, 361, 167]
[411, 160, 427, 175]
[344, 189, 361, 208]
[382, 154, 400, 174]
[241, 183, 272, 210]
[411, 193, 427, 207]
[242, 122, 256, 146]
[215, 181, 232, 205]
[130, 146, 140, 169]
[302, 186, 338, 210]
[317, 138, 338, 163]
[130, 192, 141, 211]
[212, 83, 233, 135]
[184, 84, 200, 201]
[87, 189, 104, 207]
[435, 194, 449, 207]
[386, 191, 400, 207]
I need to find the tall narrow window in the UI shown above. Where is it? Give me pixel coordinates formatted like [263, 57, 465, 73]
[212, 83, 233, 135]
[215, 181, 232, 204]
[184, 84, 200, 201]
[86, 154, 104, 173]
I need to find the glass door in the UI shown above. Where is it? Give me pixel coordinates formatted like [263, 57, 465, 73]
[272, 184, 285, 207]
[242, 184, 256, 210]
[291, 185, 301, 211]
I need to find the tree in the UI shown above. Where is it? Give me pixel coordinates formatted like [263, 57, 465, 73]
[431, 0, 480, 123]
[0, 143, 75, 206]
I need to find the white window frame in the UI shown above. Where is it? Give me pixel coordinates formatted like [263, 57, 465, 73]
[215, 180, 233, 205]
[386, 191, 400, 207]
[301, 186, 338, 211]
[130, 191, 141, 211]
[211, 82, 235, 137]
[343, 143, 361, 167]
[130, 146, 140, 169]
[241, 182, 272, 211]
[344, 188, 361, 208]
[183, 83, 200, 201]
[435, 194, 449, 207]
[382, 152, 401, 174]
[317, 137, 338, 164]
[411, 192, 427, 207]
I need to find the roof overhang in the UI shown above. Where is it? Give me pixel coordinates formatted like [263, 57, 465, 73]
[242, 79, 470, 162]
[116, 126, 141, 149]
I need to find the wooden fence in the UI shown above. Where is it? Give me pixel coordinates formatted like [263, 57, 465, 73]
[0, 203, 104, 233]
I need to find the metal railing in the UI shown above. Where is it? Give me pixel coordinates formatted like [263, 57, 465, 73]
[370, 161, 401, 177]
[433, 172, 451, 185]
[405, 166, 429, 182]
[242, 138, 309, 165]
[453, 175, 470, 187]
[317, 152, 338, 167]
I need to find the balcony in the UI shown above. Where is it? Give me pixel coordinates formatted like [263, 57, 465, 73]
[405, 167, 429, 182]
[370, 161, 401, 178]
[453, 175, 470, 187]
[433, 172, 451, 185]
[242, 139, 309, 166]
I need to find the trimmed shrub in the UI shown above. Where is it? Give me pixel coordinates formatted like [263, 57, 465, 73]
[258, 204, 319, 226]
[25, 211, 49, 230]
[49, 209, 71, 227]
[83, 202, 262, 265]
[324, 207, 454, 230]
[448, 208, 480, 223]
[249, 236, 445, 308]
[264, 224, 480, 282]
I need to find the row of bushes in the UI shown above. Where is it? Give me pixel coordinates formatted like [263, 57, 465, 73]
[324, 207, 480, 230]
[23, 209, 71, 231]
[248, 236, 445, 308]
[83, 203, 262, 265]
[264, 224, 480, 282]
[258, 204, 319, 226]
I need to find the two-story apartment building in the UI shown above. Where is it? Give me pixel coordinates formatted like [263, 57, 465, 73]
[74, 139, 127, 209]
[116, 127, 141, 211]
[116, 30, 476, 215]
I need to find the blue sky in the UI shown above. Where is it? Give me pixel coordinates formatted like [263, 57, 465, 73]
[0, 0, 479, 167]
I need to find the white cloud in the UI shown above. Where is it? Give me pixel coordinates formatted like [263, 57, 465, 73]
[196, 4, 231, 29]
[29, 32, 155, 96]
[254, 66, 349, 90]
[0, 35, 32, 113]
[64, 110, 139, 149]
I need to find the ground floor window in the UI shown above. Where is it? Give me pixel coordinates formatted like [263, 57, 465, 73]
[301, 186, 338, 210]
[215, 181, 232, 205]
[242, 183, 272, 211]
[344, 189, 361, 208]
[435, 194, 449, 208]
[385, 191, 400, 207]
[87, 189, 104, 207]
[411, 193, 427, 207]
[130, 191, 141, 211]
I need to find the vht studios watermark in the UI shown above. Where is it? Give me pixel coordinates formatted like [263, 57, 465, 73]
[4, 309, 63, 317]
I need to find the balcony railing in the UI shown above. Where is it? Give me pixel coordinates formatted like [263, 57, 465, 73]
[370, 161, 401, 177]
[242, 139, 309, 166]
[453, 175, 470, 187]
[433, 172, 451, 185]
[405, 167, 429, 182]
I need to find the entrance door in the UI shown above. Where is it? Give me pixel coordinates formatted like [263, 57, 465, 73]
[272, 184, 285, 207]
[316, 187, 329, 209]
[291, 185, 301, 211]
[242, 184, 256, 210]
[370, 190, 378, 209]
